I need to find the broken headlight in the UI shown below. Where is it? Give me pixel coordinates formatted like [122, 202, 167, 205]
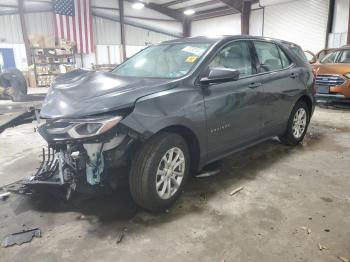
[40, 115, 122, 140]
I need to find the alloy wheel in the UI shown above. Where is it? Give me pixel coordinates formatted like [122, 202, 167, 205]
[292, 108, 307, 139]
[156, 147, 185, 200]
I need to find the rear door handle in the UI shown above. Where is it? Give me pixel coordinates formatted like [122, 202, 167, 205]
[248, 82, 262, 89]
[290, 73, 299, 79]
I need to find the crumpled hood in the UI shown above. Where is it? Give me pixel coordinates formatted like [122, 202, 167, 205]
[40, 69, 177, 118]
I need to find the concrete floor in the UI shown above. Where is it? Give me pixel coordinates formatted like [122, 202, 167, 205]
[0, 106, 349, 262]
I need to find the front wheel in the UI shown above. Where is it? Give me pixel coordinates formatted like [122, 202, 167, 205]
[129, 132, 190, 212]
[279, 100, 309, 145]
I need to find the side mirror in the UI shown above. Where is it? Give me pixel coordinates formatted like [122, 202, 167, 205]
[200, 68, 240, 84]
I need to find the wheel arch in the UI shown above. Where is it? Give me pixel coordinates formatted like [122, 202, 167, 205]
[158, 125, 201, 172]
[297, 94, 314, 118]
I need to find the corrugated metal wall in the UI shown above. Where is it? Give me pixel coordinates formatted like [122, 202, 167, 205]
[333, 0, 349, 33]
[0, 12, 55, 43]
[125, 24, 175, 45]
[191, 14, 241, 36]
[93, 16, 121, 45]
[263, 0, 329, 52]
[0, 14, 23, 43]
[249, 9, 263, 36]
[328, 0, 349, 48]
[25, 12, 55, 36]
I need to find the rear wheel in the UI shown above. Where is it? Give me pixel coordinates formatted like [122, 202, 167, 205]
[129, 132, 190, 212]
[279, 100, 309, 145]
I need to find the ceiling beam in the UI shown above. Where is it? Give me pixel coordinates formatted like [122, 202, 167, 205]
[175, 0, 220, 12]
[146, 2, 184, 21]
[218, 0, 241, 12]
[192, 6, 237, 20]
[92, 10, 182, 38]
[162, 0, 191, 8]
[125, 0, 183, 21]
[91, 6, 120, 11]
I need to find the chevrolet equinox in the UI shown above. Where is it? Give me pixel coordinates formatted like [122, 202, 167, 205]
[25, 36, 315, 212]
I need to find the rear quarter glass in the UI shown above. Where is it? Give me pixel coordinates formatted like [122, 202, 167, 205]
[285, 44, 309, 64]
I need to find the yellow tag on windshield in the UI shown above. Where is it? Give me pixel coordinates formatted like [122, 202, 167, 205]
[186, 56, 198, 63]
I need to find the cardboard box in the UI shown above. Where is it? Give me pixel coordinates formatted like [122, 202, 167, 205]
[58, 38, 75, 51]
[44, 35, 55, 48]
[29, 34, 44, 48]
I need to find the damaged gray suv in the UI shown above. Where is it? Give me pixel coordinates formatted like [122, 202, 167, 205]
[27, 36, 315, 212]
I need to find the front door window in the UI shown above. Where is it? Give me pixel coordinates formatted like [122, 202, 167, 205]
[208, 41, 253, 78]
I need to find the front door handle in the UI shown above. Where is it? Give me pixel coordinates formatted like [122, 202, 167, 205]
[290, 73, 299, 79]
[248, 82, 262, 89]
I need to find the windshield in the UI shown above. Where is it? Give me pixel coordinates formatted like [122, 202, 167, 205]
[320, 51, 339, 64]
[112, 43, 212, 78]
[319, 49, 350, 64]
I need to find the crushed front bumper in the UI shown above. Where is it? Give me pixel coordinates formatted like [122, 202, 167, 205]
[17, 146, 84, 199]
[15, 134, 136, 199]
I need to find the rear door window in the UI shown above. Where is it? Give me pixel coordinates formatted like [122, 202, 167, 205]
[278, 46, 292, 68]
[254, 41, 283, 72]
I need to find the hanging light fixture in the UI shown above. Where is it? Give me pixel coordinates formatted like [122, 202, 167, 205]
[184, 9, 195, 15]
[132, 1, 145, 9]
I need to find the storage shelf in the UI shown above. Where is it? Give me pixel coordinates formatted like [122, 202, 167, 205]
[30, 46, 76, 87]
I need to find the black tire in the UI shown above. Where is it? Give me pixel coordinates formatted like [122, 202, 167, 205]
[129, 132, 190, 212]
[279, 100, 309, 145]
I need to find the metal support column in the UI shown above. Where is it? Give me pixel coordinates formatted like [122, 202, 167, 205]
[326, 0, 335, 48]
[182, 17, 191, 37]
[241, 1, 251, 35]
[18, 0, 32, 66]
[118, 0, 126, 61]
[347, 0, 350, 45]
